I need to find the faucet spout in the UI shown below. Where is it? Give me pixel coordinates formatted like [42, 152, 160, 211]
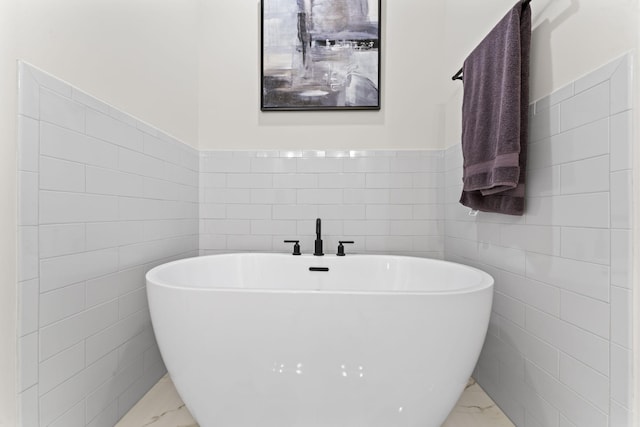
[314, 218, 324, 256]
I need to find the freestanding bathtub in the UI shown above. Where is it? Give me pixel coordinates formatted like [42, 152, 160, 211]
[146, 253, 493, 427]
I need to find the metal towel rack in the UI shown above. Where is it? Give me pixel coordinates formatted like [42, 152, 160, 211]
[451, 0, 531, 81]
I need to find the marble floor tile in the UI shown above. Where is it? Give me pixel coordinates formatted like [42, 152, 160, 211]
[115, 375, 197, 427]
[441, 378, 515, 427]
[117, 376, 514, 427]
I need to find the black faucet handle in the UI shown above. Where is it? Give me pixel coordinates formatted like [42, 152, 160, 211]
[337, 241, 355, 256]
[284, 240, 301, 255]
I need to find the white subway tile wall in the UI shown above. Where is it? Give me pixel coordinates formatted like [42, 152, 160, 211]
[444, 54, 634, 427]
[17, 52, 635, 427]
[17, 63, 199, 427]
[199, 150, 445, 258]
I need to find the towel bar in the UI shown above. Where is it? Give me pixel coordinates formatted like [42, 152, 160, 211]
[451, 0, 532, 81]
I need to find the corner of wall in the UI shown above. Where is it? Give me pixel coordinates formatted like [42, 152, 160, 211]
[0, 53, 18, 427]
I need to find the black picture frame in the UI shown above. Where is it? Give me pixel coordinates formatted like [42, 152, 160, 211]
[261, 0, 381, 111]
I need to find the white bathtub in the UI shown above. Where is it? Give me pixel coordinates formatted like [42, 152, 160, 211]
[146, 253, 493, 427]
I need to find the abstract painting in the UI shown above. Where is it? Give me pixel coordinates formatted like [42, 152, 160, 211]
[261, 0, 381, 111]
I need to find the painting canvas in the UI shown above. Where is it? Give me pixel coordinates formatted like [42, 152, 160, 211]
[261, 0, 381, 111]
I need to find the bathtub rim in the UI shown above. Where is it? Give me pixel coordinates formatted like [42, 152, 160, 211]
[146, 253, 494, 296]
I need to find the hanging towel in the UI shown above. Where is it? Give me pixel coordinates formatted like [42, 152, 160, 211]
[459, 0, 531, 215]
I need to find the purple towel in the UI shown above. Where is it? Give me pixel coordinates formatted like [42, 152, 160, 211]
[459, 1, 531, 215]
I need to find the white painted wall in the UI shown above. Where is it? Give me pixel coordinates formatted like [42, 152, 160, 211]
[15, 0, 199, 146]
[197, 0, 448, 150]
[634, 6, 640, 425]
[199, 0, 638, 151]
[0, 0, 18, 423]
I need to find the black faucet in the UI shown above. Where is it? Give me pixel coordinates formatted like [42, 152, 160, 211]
[314, 218, 323, 256]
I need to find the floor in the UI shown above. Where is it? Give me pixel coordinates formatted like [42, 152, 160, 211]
[116, 375, 514, 427]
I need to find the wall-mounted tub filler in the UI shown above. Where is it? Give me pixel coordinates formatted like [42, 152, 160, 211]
[146, 253, 494, 427]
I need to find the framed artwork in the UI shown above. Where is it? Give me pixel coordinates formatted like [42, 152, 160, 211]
[261, 0, 381, 111]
